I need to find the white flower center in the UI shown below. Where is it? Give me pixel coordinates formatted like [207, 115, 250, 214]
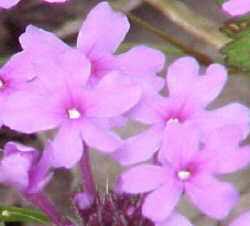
[177, 170, 191, 180]
[167, 118, 179, 124]
[68, 108, 81, 119]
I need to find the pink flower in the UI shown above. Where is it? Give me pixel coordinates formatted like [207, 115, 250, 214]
[0, 0, 69, 9]
[118, 123, 250, 222]
[0, 142, 52, 194]
[113, 56, 250, 165]
[222, 0, 250, 16]
[2, 49, 142, 168]
[19, 2, 165, 93]
[229, 211, 250, 226]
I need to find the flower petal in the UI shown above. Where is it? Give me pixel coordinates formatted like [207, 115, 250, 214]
[167, 57, 227, 107]
[116, 45, 165, 92]
[159, 123, 200, 168]
[80, 119, 122, 153]
[86, 80, 142, 118]
[166, 56, 199, 96]
[2, 90, 61, 133]
[200, 103, 250, 140]
[77, 2, 129, 55]
[156, 212, 193, 226]
[19, 25, 69, 57]
[222, 0, 250, 16]
[118, 164, 168, 194]
[229, 211, 250, 226]
[194, 64, 227, 106]
[143, 181, 183, 222]
[51, 123, 83, 168]
[127, 93, 166, 124]
[111, 124, 164, 165]
[199, 126, 250, 174]
[0, 0, 19, 9]
[185, 174, 238, 219]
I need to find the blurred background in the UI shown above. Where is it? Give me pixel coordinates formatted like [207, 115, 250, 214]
[0, 0, 249, 225]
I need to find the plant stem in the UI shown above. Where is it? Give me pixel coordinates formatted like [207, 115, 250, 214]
[119, 9, 214, 65]
[144, 0, 231, 49]
[80, 144, 97, 198]
[24, 192, 73, 226]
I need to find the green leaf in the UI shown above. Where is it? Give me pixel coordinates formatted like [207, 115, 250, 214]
[117, 42, 184, 56]
[0, 206, 50, 224]
[220, 15, 250, 73]
[216, 0, 227, 6]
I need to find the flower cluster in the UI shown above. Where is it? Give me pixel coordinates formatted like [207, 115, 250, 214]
[0, 1, 249, 226]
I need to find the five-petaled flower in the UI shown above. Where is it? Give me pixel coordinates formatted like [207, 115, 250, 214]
[2, 49, 142, 168]
[112, 56, 250, 165]
[118, 123, 250, 222]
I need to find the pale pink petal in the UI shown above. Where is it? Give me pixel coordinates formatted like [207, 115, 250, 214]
[80, 119, 122, 153]
[194, 64, 227, 106]
[200, 103, 250, 140]
[60, 49, 91, 86]
[127, 93, 166, 124]
[159, 123, 200, 168]
[116, 45, 165, 92]
[167, 57, 227, 107]
[229, 211, 250, 226]
[185, 174, 238, 219]
[111, 124, 164, 165]
[167, 56, 199, 96]
[143, 181, 183, 222]
[223, 0, 250, 16]
[19, 25, 69, 57]
[155, 212, 193, 226]
[0, 51, 36, 82]
[198, 126, 250, 174]
[86, 83, 142, 118]
[0, 0, 20, 9]
[77, 2, 129, 55]
[51, 123, 83, 168]
[119, 164, 168, 193]
[2, 90, 61, 133]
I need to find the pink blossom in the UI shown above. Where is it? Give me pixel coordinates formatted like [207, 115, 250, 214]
[222, 0, 250, 16]
[0, 142, 52, 194]
[118, 123, 250, 222]
[113, 56, 250, 165]
[2, 49, 142, 168]
[229, 211, 250, 226]
[19, 2, 165, 93]
[0, 0, 69, 9]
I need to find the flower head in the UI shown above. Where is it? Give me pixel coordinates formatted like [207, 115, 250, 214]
[3, 49, 142, 168]
[113, 56, 250, 165]
[0, 142, 52, 194]
[222, 0, 250, 16]
[118, 123, 250, 222]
